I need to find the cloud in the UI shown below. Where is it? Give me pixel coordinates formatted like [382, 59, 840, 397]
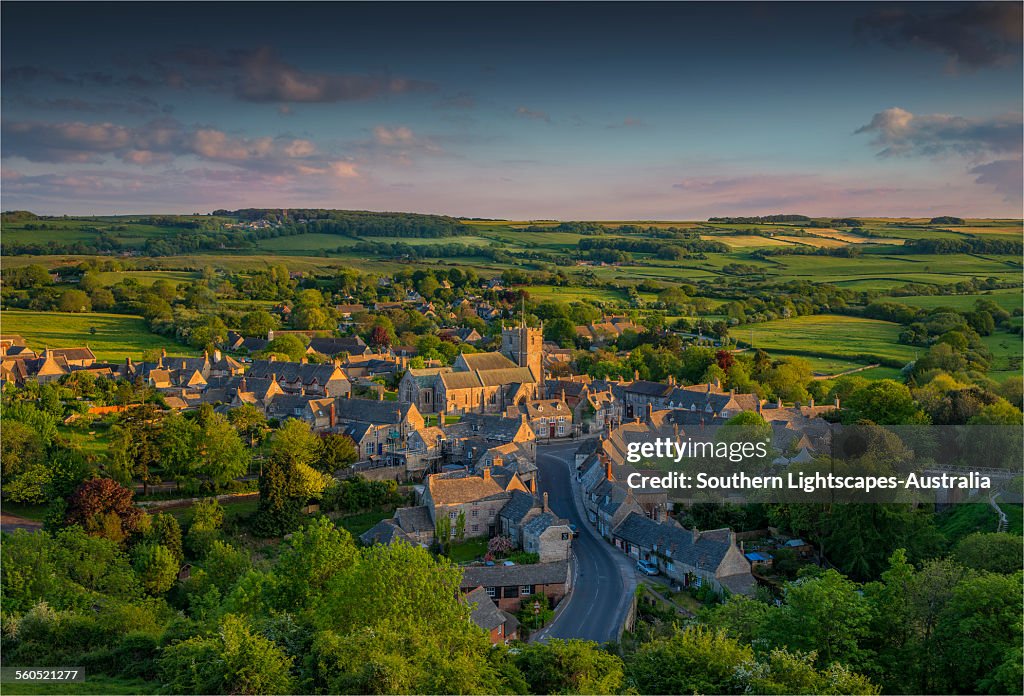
[970, 158, 1023, 202]
[515, 106, 550, 122]
[858, 2, 1022, 70]
[1, 118, 360, 180]
[855, 107, 1022, 158]
[4, 46, 436, 105]
[372, 126, 416, 146]
[231, 47, 434, 103]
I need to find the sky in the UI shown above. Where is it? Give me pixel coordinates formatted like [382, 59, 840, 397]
[1, 1, 1021, 219]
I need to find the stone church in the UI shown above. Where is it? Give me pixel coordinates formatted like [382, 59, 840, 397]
[399, 322, 544, 415]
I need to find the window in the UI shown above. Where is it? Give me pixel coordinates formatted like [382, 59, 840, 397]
[472, 524, 479, 532]
[558, 425, 565, 435]
[558, 416, 566, 423]
[489, 508, 495, 517]
[364, 442, 373, 455]
[561, 532, 570, 540]
[520, 585, 533, 596]
[449, 511, 457, 520]
[486, 587, 496, 598]
[472, 509, 479, 518]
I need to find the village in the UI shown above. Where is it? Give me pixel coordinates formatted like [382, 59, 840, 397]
[0, 304, 844, 643]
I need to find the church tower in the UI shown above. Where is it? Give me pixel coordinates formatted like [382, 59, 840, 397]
[501, 313, 544, 382]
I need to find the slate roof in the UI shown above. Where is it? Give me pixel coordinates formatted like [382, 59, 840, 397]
[307, 336, 369, 356]
[248, 359, 344, 385]
[406, 367, 453, 387]
[49, 346, 96, 362]
[625, 380, 673, 397]
[522, 512, 569, 538]
[459, 560, 569, 589]
[450, 413, 530, 442]
[465, 587, 509, 631]
[359, 519, 415, 546]
[477, 367, 537, 386]
[500, 490, 539, 524]
[612, 512, 736, 573]
[333, 398, 414, 424]
[394, 506, 434, 534]
[441, 371, 484, 389]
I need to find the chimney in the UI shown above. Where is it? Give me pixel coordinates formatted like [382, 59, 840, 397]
[645, 402, 653, 423]
[213, 349, 222, 363]
[809, 396, 814, 408]
[692, 527, 700, 543]
[633, 369, 640, 381]
[482, 466, 492, 482]
[378, 389, 384, 401]
[126, 356, 132, 369]
[271, 372, 277, 385]
[706, 382, 712, 393]
[834, 394, 841, 408]
[776, 397, 783, 409]
[329, 400, 336, 428]
[161, 347, 167, 359]
[756, 399, 763, 413]
[345, 390, 351, 399]
[605, 458, 614, 482]
[300, 356, 308, 364]
[542, 492, 548, 512]
[267, 330, 275, 341]
[269, 354, 276, 362]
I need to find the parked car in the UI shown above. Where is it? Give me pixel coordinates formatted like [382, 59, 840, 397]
[636, 559, 659, 576]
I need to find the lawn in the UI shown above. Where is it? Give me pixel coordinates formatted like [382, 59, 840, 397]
[745, 315, 916, 367]
[446, 536, 489, 564]
[167, 495, 259, 525]
[0, 310, 192, 361]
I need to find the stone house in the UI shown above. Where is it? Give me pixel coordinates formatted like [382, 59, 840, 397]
[420, 470, 512, 538]
[465, 586, 519, 644]
[459, 561, 571, 613]
[611, 511, 755, 595]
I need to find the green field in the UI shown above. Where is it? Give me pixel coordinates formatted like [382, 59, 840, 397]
[745, 315, 917, 366]
[0, 310, 191, 361]
[93, 270, 199, 285]
[885, 289, 1023, 313]
[981, 331, 1024, 381]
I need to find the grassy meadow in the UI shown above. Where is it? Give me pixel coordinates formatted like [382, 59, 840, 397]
[1, 310, 190, 361]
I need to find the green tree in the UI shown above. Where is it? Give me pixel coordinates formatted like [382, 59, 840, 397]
[317, 433, 358, 474]
[57, 288, 91, 312]
[953, 532, 1022, 574]
[131, 542, 178, 595]
[239, 309, 278, 337]
[158, 614, 293, 695]
[515, 639, 625, 694]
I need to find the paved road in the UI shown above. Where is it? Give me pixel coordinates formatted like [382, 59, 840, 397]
[535, 441, 635, 643]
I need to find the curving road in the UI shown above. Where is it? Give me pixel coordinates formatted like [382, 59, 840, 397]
[534, 441, 636, 643]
